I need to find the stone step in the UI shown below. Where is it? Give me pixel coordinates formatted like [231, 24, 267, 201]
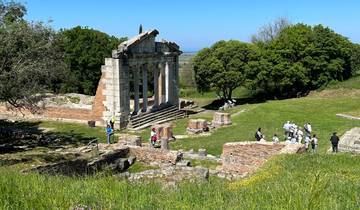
[131, 115, 186, 131]
[130, 108, 181, 125]
[130, 110, 186, 128]
[130, 105, 178, 122]
[128, 110, 186, 130]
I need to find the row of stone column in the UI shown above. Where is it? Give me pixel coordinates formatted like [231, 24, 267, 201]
[132, 61, 176, 115]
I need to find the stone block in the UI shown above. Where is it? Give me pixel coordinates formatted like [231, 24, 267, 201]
[151, 123, 174, 141]
[187, 119, 208, 134]
[212, 112, 232, 127]
[161, 138, 170, 150]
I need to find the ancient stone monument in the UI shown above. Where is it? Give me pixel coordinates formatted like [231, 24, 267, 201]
[212, 112, 232, 127]
[0, 29, 182, 129]
[187, 119, 209, 134]
[100, 29, 182, 128]
[151, 123, 174, 141]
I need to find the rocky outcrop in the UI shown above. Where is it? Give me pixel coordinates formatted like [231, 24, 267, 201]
[25, 146, 130, 176]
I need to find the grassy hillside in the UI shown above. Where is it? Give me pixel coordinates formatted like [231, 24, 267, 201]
[1, 75, 360, 209]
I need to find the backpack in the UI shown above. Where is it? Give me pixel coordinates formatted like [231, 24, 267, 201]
[255, 132, 261, 141]
[311, 139, 315, 146]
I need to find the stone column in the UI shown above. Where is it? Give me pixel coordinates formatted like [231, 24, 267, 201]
[165, 61, 169, 103]
[133, 67, 140, 114]
[158, 63, 164, 105]
[173, 56, 180, 105]
[142, 65, 148, 112]
[153, 65, 159, 109]
[119, 61, 130, 128]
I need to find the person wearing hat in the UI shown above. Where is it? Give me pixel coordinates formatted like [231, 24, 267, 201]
[330, 132, 340, 153]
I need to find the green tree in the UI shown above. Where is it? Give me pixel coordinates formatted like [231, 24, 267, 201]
[193, 40, 257, 100]
[249, 23, 358, 98]
[0, 0, 26, 25]
[59, 26, 127, 95]
[0, 1, 67, 110]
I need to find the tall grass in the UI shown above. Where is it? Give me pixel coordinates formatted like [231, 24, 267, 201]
[0, 154, 359, 209]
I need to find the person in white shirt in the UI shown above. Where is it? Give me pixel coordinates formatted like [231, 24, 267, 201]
[304, 136, 311, 151]
[310, 134, 318, 153]
[283, 121, 291, 140]
[272, 134, 279, 143]
[297, 128, 304, 143]
[304, 123, 312, 138]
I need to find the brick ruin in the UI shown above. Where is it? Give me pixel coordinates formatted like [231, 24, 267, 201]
[220, 142, 305, 176]
[0, 29, 182, 129]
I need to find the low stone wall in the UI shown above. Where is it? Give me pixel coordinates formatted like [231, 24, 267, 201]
[126, 165, 209, 183]
[128, 146, 183, 165]
[221, 142, 304, 175]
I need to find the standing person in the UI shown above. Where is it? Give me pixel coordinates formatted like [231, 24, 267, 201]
[304, 123, 312, 138]
[304, 136, 311, 151]
[150, 128, 157, 147]
[283, 121, 290, 140]
[272, 134, 279, 143]
[330, 132, 340, 153]
[106, 124, 113, 144]
[255, 127, 264, 141]
[110, 116, 115, 130]
[297, 128, 304, 143]
[310, 134, 318, 153]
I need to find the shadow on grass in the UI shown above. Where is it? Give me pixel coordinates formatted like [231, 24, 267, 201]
[202, 96, 267, 110]
[0, 120, 95, 154]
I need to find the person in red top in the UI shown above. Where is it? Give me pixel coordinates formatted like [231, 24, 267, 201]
[150, 128, 157, 147]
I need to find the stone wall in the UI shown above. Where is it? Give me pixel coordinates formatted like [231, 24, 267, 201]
[221, 142, 304, 175]
[0, 75, 107, 126]
[128, 146, 183, 165]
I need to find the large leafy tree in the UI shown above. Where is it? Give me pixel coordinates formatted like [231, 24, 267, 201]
[59, 27, 127, 95]
[193, 40, 257, 100]
[0, 1, 67, 110]
[248, 23, 359, 98]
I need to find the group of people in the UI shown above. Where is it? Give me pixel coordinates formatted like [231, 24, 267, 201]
[255, 121, 341, 153]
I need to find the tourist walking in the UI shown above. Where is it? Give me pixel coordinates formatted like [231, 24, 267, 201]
[304, 136, 311, 151]
[110, 116, 115, 130]
[330, 132, 340, 153]
[150, 127, 157, 147]
[310, 134, 318, 153]
[283, 121, 291, 140]
[106, 124, 113, 144]
[304, 122, 312, 138]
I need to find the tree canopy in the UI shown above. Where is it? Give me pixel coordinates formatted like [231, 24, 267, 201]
[59, 27, 127, 95]
[0, 1, 66, 110]
[193, 40, 257, 100]
[194, 22, 360, 99]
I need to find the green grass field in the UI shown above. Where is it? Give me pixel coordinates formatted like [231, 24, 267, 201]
[1, 76, 360, 209]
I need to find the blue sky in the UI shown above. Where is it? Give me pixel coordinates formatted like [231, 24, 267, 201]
[22, 0, 360, 52]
